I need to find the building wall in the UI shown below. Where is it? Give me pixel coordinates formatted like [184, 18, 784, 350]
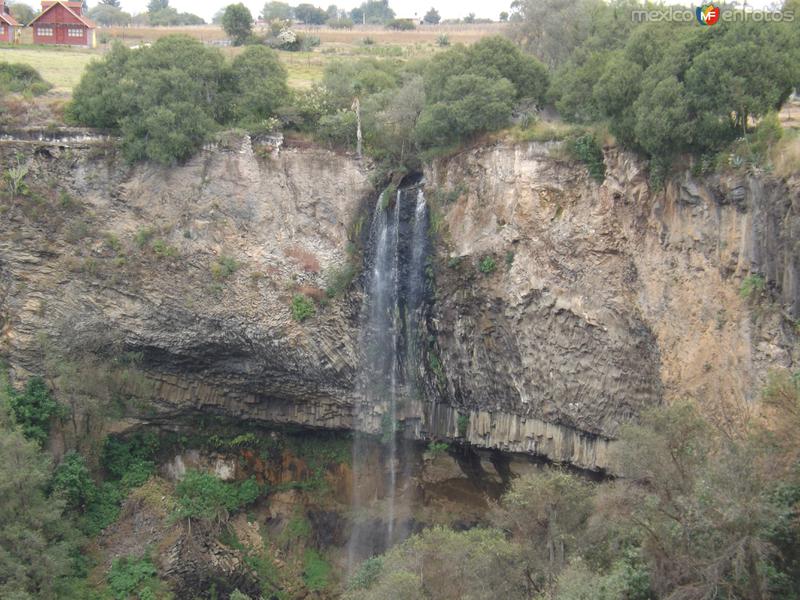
[0, 23, 13, 43]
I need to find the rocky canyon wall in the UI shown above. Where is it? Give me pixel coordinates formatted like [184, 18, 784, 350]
[0, 133, 797, 472]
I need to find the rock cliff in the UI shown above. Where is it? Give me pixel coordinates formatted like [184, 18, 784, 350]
[0, 133, 797, 471]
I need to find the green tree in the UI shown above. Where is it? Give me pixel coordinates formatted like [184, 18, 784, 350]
[349, 0, 394, 24]
[68, 37, 233, 164]
[294, 3, 327, 24]
[51, 451, 96, 512]
[88, 4, 132, 26]
[229, 45, 289, 123]
[8, 2, 36, 25]
[221, 3, 253, 46]
[344, 527, 526, 600]
[492, 470, 594, 592]
[499, 11, 508, 21]
[7, 376, 58, 446]
[0, 424, 80, 598]
[147, 0, 168, 12]
[99, 0, 121, 6]
[262, 0, 292, 20]
[173, 471, 259, 524]
[423, 7, 440, 24]
[414, 74, 515, 150]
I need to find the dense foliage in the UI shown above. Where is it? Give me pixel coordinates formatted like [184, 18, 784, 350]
[303, 36, 548, 173]
[348, 371, 800, 599]
[67, 37, 288, 164]
[515, 0, 800, 167]
[222, 3, 254, 46]
[0, 62, 52, 97]
[173, 471, 259, 523]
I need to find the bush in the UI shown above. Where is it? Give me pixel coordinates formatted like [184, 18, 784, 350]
[7, 376, 58, 446]
[566, 132, 606, 182]
[479, 256, 496, 274]
[107, 555, 158, 600]
[327, 17, 354, 29]
[51, 451, 95, 511]
[317, 110, 358, 148]
[436, 34, 450, 47]
[291, 294, 316, 322]
[303, 549, 332, 591]
[174, 471, 259, 522]
[386, 18, 415, 30]
[740, 273, 766, 300]
[457, 413, 469, 437]
[0, 62, 52, 96]
[211, 255, 240, 280]
[68, 37, 289, 164]
[325, 262, 358, 298]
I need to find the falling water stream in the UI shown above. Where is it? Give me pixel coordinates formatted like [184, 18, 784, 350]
[347, 181, 429, 572]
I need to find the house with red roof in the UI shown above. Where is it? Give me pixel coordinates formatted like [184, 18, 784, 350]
[0, 1, 21, 44]
[29, 1, 96, 48]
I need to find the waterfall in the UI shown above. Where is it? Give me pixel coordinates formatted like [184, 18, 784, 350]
[347, 182, 429, 572]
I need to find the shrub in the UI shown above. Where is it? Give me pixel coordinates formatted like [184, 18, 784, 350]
[386, 18, 416, 30]
[348, 556, 384, 590]
[291, 294, 316, 322]
[303, 549, 332, 591]
[51, 451, 95, 511]
[151, 239, 178, 258]
[479, 256, 496, 274]
[327, 17, 354, 29]
[437, 34, 450, 47]
[325, 262, 358, 298]
[7, 376, 58, 446]
[740, 273, 766, 300]
[566, 132, 606, 183]
[427, 441, 450, 457]
[2, 160, 30, 197]
[457, 413, 469, 437]
[211, 255, 239, 280]
[174, 471, 259, 523]
[0, 62, 52, 96]
[134, 227, 156, 248]
[107, 555, 158, 600]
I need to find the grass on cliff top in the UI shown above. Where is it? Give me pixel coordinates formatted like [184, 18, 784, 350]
[0, 47, 97, 93]
[0, 24, 497, 94]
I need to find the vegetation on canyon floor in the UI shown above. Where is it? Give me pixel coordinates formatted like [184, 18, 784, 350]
[2, 360, 799, 598]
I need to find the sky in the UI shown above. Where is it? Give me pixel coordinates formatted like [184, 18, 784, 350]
[83, 0, 514, 22]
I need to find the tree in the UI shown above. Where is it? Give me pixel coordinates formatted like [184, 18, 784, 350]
[349, 0, 394, 24]
[463, 12, 476, 23]
[99, 0, 121, 6]
[294, 3, 327, 24]
[0, 422, 80, 597]
[326, 4, 339, 19]
[492, 470, 594, 592]
[147, 0, 168, 12]
[88, 4, 132, 26]
[7, 376, 58, 446]
[221, 3, 253, 46]
[262, 1, 292, 21]
[229, 45, 289, 123]
[423, 7, 440, 24]
[344, 527, 526, 600]
[499, 10, 508, 21]
[8, 2, 36, 25]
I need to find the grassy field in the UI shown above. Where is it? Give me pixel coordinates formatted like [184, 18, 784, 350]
[0, 24, 500, 94]
[0, 46, 99, 92]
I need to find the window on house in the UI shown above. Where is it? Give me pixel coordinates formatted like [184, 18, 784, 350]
[68, 28, 83, 37]
[0, 25, 5, 35]
[38, 26, 54, 36]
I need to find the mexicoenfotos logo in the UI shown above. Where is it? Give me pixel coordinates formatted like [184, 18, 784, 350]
[696, 3, 721, 25]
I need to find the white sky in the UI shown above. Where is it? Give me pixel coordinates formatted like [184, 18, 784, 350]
[81, 0, 514, 22]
